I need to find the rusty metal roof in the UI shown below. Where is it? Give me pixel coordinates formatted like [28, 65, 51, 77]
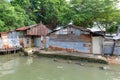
[16, 24, 48, 36]
[16, 24, 37, 31]
[16, 27, 29, 31]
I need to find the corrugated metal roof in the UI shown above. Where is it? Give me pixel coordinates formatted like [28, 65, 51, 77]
[15, 24, 48, 36]
[16, 24, 37, 31]
[16, 27, 29, 31]
[47, 25, 91, 36]
[71, 25, 91, 32]
[0, 32, 7, 34]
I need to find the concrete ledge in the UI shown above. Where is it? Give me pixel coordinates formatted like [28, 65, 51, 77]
[34, 50, 108, 64]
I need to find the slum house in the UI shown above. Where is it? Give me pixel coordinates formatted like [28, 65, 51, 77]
[48, 25, 104, 54]
[103, 38, 120, 55]
[16, 24, 49, 48]
[104, 26, 120, 56]
[0, 31, 21, 52]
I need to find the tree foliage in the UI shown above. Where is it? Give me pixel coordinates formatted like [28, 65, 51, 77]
[0, 0, 35, 32]
[70, 0, 120, 27]
[69, 0, 120, 33]
[11, 0, 72, 28]
[0, 0, 120, 33]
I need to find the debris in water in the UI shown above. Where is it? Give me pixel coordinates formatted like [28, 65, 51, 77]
[99, 66, 110, 70]
[57, 66, 63, 69]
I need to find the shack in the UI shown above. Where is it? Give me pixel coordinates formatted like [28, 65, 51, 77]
[48, 25, 104, 54]
[16, 24, 49, 48]
[104, 25, 120, 56]
[104, 36, 120, 56]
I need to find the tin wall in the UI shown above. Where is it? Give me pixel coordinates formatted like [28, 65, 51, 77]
[49, 40, 91, 53]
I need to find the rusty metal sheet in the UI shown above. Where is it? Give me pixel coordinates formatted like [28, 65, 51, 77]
[27, 24, 48, 36]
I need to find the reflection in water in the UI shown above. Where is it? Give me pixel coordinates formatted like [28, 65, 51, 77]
[26, 57, 33, 65]
[0, 56, 19, 77]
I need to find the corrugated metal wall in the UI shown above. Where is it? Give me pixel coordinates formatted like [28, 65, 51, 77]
[0, 38, 3, 48]
[114, 46, 120, 55]
[0, 31, 21, 49]
[49, 40, 91, 53]
[7, 31, 18, 38]
[104, 42, 120, 55]
[55, 27, 88, 35]
[33, 37, 41, 47]
[46, 36, 49, 48]
[0, 38, 21, 49]
[33, 36, 50, 48]
[23, 37, 28, 47]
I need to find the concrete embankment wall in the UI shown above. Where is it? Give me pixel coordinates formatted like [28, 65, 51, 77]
[35, 52, 108, 64]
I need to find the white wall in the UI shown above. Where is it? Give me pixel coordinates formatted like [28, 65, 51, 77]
[92, 37, 103, 54]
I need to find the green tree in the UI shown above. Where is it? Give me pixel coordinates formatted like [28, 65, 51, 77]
[11, 0, 72, 28]
[0, 0, 35, 31]
[10, 0, 120, 33]
[70, 0, 120, 30]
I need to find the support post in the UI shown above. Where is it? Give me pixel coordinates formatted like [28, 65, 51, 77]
[111, 40, 116, 56]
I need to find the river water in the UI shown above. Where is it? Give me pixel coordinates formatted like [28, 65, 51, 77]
[0, 54, 120, 80]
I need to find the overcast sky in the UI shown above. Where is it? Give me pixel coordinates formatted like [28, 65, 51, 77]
[6, 0, 11, 2]
[66, 0, 70, 2]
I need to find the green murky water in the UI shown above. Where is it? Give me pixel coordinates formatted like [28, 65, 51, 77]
[0, 54, 120, 80]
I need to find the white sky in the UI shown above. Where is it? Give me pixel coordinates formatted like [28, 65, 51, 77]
[66, 0, 70, 2]
[6, 0, 11, 2]
[116, 2, 120, 9]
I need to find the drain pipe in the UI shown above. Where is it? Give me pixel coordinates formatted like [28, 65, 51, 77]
[111, 40, 116, 56]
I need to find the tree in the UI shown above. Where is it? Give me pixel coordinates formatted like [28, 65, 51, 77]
[0, 0, 35, 31]
[69, 0, 120, 32]
[10, 0, 120, 33]
[11, 0, 72, 28]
